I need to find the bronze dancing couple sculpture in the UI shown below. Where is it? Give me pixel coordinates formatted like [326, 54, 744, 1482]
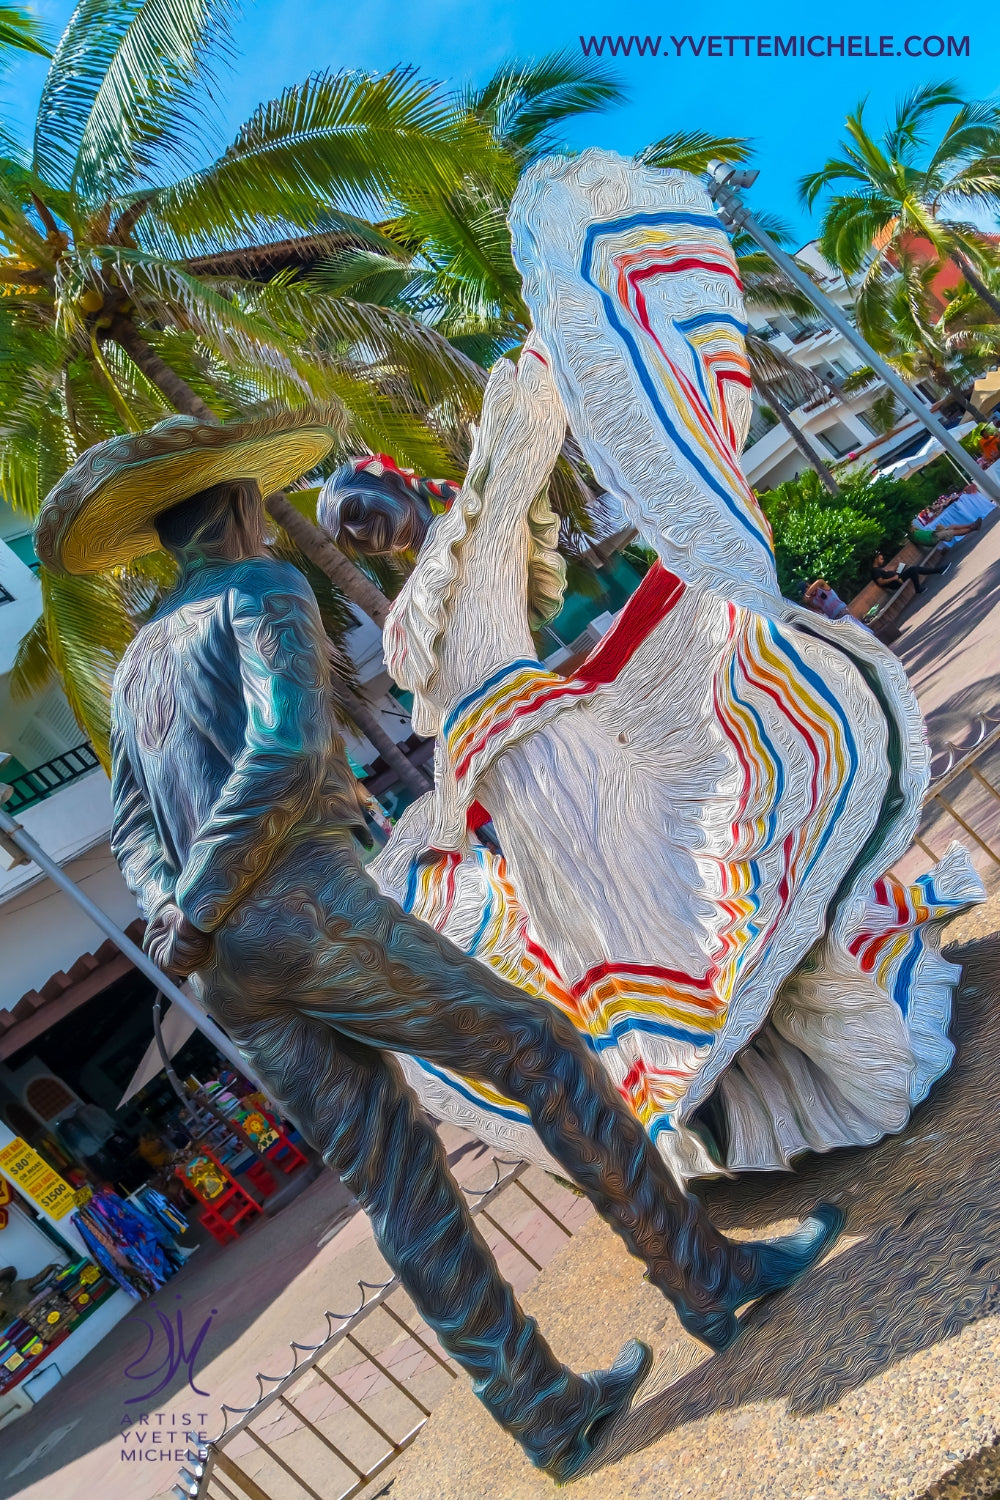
[33, 152, 980, 1482]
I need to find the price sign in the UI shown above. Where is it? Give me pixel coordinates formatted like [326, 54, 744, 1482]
[0, 1139, 75, 1220]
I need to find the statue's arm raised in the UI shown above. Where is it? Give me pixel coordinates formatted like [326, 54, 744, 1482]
[174, 567, 333, 934]
[385, 339, 568, 735]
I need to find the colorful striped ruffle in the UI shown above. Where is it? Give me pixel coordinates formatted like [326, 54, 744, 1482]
[432, 562, 686, 845]
[405, 597, 863, 1150]
[848, 869, 961, 1016]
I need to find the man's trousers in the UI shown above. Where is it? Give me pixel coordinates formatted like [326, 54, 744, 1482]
[197, 836, 753, 1449]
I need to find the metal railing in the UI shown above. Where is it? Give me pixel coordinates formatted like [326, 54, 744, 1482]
[175, 1157, 581, 1500]
[904, 712, 1000, 875]
[2, 743, 100, 812]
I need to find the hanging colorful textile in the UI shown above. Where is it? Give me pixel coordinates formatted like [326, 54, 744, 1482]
[135, 1186, 190, 1242]
[73, 1191, 182, 1300]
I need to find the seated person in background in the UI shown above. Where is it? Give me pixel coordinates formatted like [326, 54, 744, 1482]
[911, 516, 983, 547]
[803, 577, 849, 620]
[871, 551, 950, 596]
[979, 428, 1000, 466]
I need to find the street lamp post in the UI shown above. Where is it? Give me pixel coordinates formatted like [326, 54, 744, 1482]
[705, 162, 1000, 507]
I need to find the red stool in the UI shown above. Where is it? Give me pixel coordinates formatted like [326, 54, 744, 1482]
[176, 1152, 263, 1244]
[265, 1135, 308, 1174]
[199, 1207, 240, 1245]
[244, 1159, 277, 1199]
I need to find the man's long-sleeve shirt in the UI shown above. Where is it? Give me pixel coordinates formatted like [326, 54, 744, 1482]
[110, 555, 367, 934]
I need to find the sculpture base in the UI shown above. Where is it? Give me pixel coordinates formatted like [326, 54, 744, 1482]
[391, 930, 1000, 1500]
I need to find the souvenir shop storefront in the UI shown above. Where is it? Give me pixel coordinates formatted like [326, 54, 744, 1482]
[0, 960, 312, 1428]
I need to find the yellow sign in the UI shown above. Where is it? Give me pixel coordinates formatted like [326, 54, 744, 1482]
[0, 1139, 75, 1220]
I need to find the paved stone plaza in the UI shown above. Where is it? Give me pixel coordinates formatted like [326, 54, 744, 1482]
[393, 927, 1000, 1500]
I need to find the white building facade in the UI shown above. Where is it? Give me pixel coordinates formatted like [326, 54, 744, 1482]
[742, 242, 938, 491]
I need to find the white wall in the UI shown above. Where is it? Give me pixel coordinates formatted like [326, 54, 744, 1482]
[0, 1201, 70, 1276]
[0, 771, 139, 1008]
[0, 846, 139, 1009]
[0, 539, 41, 679]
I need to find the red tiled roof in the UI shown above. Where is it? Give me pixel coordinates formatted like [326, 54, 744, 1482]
[0, 919, 146, 1060]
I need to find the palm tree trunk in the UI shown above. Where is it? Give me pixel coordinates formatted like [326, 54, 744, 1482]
[946, 384, 982, 420]
[109, 317, 216, 422]
[757, 379, 841, 494]
[329, 678, 432, 797]
[949, 251, 1000, 323]
[265, 493, 390, 629]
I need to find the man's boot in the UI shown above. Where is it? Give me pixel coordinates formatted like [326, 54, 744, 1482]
[477, 1313, 654, 1482]
[670, 1202, 845, 1351]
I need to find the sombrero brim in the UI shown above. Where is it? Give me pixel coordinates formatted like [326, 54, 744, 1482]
[35, 412, 341, 576]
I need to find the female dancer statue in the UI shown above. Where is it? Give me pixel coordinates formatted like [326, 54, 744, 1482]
[320, 152, 982, 1184]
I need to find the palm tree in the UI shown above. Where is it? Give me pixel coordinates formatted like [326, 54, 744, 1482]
[800, 83, 1000, 335]
[937, 280, 1000, 379]
[0, 0, 514, 758]
[862, 251, 990, 418]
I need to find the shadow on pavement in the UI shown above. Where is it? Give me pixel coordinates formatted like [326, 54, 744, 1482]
[600, 930, 1000, 1467]
[894, 520, 1000, 688]
[916, 670, 1000, 755]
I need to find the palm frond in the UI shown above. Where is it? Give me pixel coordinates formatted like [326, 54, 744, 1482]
[463, 50, 626, 161]
[33, 0, 235, 205]
[147, 68, 502, 256]
[21, 569, 140, 762]
[253, 271, 487, 409]
[8, 613, 56, 699]
[887, 81, 961, 156]
[638, 130, 752, 174]
[745, 331, 830, 406]
[0, 6, 51, 60]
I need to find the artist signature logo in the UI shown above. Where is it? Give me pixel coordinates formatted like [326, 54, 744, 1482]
[124, 1294, 217, 1403]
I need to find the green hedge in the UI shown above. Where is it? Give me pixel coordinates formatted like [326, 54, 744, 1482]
[758, 438, 982, 599]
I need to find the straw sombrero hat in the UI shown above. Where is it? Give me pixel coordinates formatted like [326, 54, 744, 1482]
[34, 410, 341, 575]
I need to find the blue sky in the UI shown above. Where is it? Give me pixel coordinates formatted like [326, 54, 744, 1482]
[4, 0, 998, 243]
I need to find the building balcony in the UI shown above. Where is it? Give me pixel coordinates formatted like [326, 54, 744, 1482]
[2, 744, 101, 814]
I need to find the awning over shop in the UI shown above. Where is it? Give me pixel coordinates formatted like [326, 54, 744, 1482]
[876, 419, 977, 481]
[117, 999, 199, 1106]
[0, 920, 146, 1061]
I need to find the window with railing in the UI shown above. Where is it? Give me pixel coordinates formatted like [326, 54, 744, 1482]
[0, 581, 12, 604]
[1, 743, 100, 812]
[746, 407, 779, 447]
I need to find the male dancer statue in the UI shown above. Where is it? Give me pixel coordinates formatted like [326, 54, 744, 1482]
[35, 412, 841, 1482]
